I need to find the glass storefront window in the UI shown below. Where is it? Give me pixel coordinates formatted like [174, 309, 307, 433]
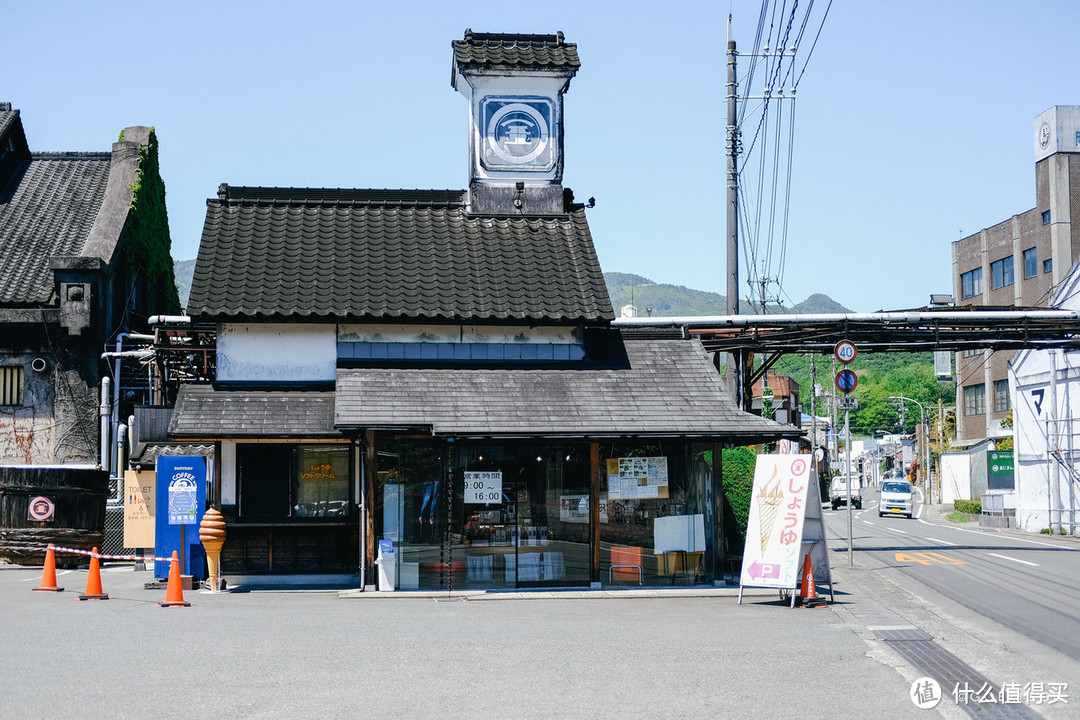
[598, 442, 713, 586]
[295, 446, 350, 517]
[374, 438, 719, 589]
[376, 440, 592, 590]
[237, 443, 351, 520]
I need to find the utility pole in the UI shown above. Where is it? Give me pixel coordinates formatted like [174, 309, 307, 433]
[810, 356, 818, 473]
[891, 396, 930, 506]
[725, 16, 742, 407]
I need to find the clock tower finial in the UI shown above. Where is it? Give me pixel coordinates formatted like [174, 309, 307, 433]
[451, 31, 580, 215]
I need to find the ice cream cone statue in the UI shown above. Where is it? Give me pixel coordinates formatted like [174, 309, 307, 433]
[756, 473, 784, 552]
[199, 506, 227, 592]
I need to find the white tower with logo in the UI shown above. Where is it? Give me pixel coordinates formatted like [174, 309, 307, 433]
[452, 30, 580, 215]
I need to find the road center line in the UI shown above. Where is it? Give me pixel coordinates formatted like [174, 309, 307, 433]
[988, 552, 1040, 567]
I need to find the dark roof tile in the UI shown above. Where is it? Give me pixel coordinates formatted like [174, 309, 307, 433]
[168, 386, 337, 438]
[0, 153, 112, 304]
[334, 336, 800, 440]
[453, 30, 580, 71]
[188, 187, 613, 323]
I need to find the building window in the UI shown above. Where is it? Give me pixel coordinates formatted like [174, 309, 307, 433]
[237, 443, 350, 519]
[960, 267, 983, 299]
[963, 349, 982, 358]
[991, 256, 1014, 290]
[1045, 258, 1053, 274]
[0, 366, 23, 405]
[1042, 210, 1051, 225]
[993, 379, 1011, 413]
[963, 384, 986, 416]
[1024, 248, 1037, 279]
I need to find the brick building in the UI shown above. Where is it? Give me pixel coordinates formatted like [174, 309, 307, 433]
[951, 106, 1080, 444]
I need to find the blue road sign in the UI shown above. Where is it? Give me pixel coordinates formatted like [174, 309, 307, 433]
[835, 368, 858, 394]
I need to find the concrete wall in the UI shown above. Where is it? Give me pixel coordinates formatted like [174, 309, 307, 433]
[217, 323, 337, 384]
[1010, 345, 1080, 531]
[940, 452, 971, 504]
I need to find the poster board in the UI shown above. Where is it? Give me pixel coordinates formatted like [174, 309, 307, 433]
[123, 470, 156, 548]
[738, 454, 832, 605]
[154, 456, 207, 579]
[606, 457, 669, 499]
[464, 471, 503, 504]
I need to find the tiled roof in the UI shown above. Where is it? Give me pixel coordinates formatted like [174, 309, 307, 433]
[335, 335, 800, 440]
[453, 30, 580, 71]
[131, 442, 215, 469]
[188, 186, 613, 323]
[0, 108, 17, 138]
[168, 386, 337, 438]
[0, 153, 111, 305]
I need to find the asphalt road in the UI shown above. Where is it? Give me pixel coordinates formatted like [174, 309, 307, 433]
[823, 486, 1080, 716]
[4, 494, 1079, 719]
[0, 556, 929, 719]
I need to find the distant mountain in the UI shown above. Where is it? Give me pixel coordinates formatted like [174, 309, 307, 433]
[171, 262, 851, 317]
[796, 293, 851, 314]
[604, 272, 851, 316]
[174, 258, 195, 311]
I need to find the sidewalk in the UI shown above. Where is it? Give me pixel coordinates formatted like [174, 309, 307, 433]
[921, 501, 1080, 546]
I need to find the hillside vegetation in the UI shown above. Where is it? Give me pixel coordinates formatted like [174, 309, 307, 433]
[604, 272, 852, 316]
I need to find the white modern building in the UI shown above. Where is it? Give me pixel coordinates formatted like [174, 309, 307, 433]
[1008, 259, 1080, 533]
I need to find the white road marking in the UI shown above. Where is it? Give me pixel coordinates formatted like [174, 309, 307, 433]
[988, 553, 1039, 567]
[20, 569, 73, 581]
[917, 519, 1066, 548]
[922, 537, 957, 546]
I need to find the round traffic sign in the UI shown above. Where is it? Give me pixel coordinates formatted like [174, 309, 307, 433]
[835, 368, 858, 394]
[834, 339, 858, 364]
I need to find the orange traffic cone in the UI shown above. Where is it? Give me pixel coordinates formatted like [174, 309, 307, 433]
[798, 553, 825, 608]
[78, 547, 109, 601]
[33, 543, 64, 592]
[157, 551, 191, 608]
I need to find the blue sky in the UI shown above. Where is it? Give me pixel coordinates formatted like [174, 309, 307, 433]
[8, 1, 1080, 312]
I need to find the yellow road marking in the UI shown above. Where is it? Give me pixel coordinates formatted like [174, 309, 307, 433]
[894, 551, 966, 566]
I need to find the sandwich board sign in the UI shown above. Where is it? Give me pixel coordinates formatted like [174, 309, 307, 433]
[738, 454, 832, 606]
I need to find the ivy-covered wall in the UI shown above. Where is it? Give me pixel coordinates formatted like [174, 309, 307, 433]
[123, 128, 181, 316]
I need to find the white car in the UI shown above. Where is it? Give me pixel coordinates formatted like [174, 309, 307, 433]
[879, 480, 914, 518]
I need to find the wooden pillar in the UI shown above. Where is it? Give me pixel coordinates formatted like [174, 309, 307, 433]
[710, 443, 726, 583]
[212, 441, 222, 508]
[364, 430, 377, 584]
[590, 442, 600, 585]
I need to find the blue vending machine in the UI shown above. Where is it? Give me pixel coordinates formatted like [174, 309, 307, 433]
[154, 455, 208, 580]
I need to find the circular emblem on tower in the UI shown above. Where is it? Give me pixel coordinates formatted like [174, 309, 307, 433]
[1040, 121, 1051, 149]
[480, 97, 556, 171]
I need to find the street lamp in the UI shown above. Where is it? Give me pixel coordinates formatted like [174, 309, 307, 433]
[889, 395, 932, 505]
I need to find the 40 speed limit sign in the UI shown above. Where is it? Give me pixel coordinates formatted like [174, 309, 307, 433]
[834, 339, 857, 364]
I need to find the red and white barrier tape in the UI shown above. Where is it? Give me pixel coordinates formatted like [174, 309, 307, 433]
[45, 544, 176, 564]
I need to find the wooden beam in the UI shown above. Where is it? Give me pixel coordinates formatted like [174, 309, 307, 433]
[590, 442, 600, 585]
